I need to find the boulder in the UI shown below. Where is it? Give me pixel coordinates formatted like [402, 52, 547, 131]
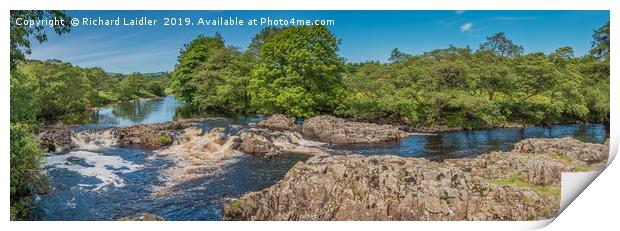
[118, 213, 164, 221]
[114, 119, 202, 148]
[238, 128, 329, 158]
[513, 137, 608, 164]
[256, 114, 300, 131]
[301, 115, 407, 144]
[38, 127, 76, 152]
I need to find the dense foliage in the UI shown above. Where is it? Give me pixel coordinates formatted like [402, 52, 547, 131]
[10, 123, 48, 220]
[337, 39, 609, 127]
[10, 10, 69, 220]
[170, 34, 226, 105]
[170, 24, 609, 127]
[249, 26, 345, 117]
[171, 26, 347, 117]
[12, 60, 168, 123]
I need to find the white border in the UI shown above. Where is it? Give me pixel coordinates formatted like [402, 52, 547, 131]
[2, 1, 616, 230]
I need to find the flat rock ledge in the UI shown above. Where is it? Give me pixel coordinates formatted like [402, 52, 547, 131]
[301, 115, 408, 144]
[224, 137, 608, 221]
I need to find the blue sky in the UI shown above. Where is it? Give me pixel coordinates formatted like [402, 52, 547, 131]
[28, 10, 609, 74]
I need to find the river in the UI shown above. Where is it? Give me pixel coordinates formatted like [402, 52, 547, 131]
[33, 96, 609, 220]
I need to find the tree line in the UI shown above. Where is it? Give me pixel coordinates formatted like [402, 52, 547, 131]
[11, 60, 169, 123]
[170, 23, 609, 128]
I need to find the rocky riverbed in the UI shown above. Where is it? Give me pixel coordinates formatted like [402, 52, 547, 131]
[223, 137, 609, 221]
[35, 113, 610, 221]
[38, 119, 206, 152]
[38, 114, 410, 155]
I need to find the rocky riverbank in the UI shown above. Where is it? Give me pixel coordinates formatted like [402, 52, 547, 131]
[301, 115, 408, 144]
[223, 137, 609, 221]
[255, 114, 409, 144]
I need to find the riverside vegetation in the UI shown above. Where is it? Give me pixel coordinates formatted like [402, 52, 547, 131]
[10, 10, 610, 220]
[170, 24, 610, 127]
[10, 11, 167, 220]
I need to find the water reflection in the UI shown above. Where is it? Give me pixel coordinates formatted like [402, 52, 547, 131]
[88, 96, 183, 128]
[331, 124, 609, 160]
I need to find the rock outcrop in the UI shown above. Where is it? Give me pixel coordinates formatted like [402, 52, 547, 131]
[513, 137, 608, 164]
[38, 127, 76, 153]
[224, 137, 608, 221]
[255, 114, 300, 131]
[38, 119, 204, 153]
[404, 125, 463, 133]
[301, 115, 407, 144]
[238, 128, 329, 158]
[118, 213, 165, 221]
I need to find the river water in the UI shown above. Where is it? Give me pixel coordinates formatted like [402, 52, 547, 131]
[33, 96, 609, 220]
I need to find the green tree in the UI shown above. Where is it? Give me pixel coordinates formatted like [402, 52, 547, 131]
[10, 123, 47, 220]
[249, 26, 345, 117]
[10, 10, 71, 70]
[471, 51, 514, 101]
[248, 27, 284, 58]
[590, 21, 610, 60]
[479, 32, 524, 57]
[10, 69, 41, 122]
[171, 34, 225, 103]
[388, 48, 412, 63]
[189, 46, 251, 112]
[10, 12, 71, 220]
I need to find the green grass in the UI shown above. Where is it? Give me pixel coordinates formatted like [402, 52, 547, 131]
[489, 175, 561, 197]
[547, 152, 592, 172]
[294, 209, 305, 217]
[439, 192, 449, 201]
[351, 185, 361, 200]
[229, 200, 241, 210]
[547, 152, 573, 165]
[158, 134, 172, 146]
[396, 170, 406, 182]
[572, 165, 590, 172]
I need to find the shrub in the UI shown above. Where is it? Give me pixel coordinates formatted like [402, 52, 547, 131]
[10, 123, 48, 220]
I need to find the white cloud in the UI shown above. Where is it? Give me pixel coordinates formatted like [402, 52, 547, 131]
[460, 23, 474, 32]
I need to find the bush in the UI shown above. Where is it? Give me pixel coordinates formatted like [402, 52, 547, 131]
[10, 123, 48, 220]
[158, 133, 172, 146]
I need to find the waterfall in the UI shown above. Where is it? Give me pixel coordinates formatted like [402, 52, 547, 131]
[71, 130, 118, 150]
